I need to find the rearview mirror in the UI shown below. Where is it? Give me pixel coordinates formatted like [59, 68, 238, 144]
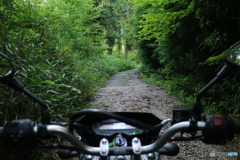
[226, 41, 240, 66]
[192, 40, 240, 121]
[0, 52, 15, 81]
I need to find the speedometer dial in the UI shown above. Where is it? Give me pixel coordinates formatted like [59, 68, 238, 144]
[92, 119, 144, 136]
[99, 122, 136, 130]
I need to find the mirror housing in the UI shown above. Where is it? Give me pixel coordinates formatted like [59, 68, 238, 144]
[0, 52, 15, 82]
[226, 41, 240, 66]
[0, 53, 25, 91]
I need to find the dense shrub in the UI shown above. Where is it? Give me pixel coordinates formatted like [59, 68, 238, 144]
[0, 53, 134, 123]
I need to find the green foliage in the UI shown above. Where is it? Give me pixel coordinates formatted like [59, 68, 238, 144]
[140, 66, 200, 106]
[203, 74, 240, 120]
[0, 52, 134, 122]
[133, 0, 194, 42]
[0, 0, 133, 158]
[0, 4, 135, 159]
[97, 0, 122, 54]
[131, 0, 240, 117]
[96, 0, 134, 56]
[200, 50, 226, 66]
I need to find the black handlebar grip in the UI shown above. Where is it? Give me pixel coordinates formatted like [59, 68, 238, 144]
[57, 149, 78, 159]
[233, 122, 240, 134]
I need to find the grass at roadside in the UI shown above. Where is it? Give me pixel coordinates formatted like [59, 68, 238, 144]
[139, 69, 197, 106]
[139, 67, 240, 121]
[0, 54, 135, 123]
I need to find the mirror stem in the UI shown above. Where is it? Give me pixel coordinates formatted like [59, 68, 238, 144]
[22, 88, 50, 124]
[5, 77, 50, 124]
[196, 64, 232, 102]
[194, 64, 233, 120]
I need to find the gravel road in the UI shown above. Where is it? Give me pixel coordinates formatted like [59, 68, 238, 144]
[87, 69, 240, 160]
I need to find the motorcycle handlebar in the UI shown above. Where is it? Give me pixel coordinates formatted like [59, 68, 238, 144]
[44, 122, 206, 155]
[0, 119, 239, 155]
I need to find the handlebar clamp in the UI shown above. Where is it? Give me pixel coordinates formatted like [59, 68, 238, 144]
[189, 115, 198, 136]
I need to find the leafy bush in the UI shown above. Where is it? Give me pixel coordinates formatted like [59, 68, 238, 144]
[0, 54, 134, 123]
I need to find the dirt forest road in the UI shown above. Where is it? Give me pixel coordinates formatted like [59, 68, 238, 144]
[87, 68, 240, 160]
